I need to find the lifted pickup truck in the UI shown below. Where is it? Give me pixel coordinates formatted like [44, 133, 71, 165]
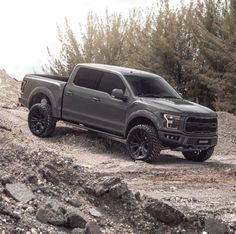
[19, 64, 218, 163]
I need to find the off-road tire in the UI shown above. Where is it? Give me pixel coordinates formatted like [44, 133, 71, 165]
[182, 147, 214, 162]
[28, 103, 56, 137]
[127, 124, 161, 163]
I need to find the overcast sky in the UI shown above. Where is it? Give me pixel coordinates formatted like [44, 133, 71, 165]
[0, 0, 188, 79]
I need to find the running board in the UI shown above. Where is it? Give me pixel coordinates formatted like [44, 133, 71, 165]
[63, 121, 126, 144]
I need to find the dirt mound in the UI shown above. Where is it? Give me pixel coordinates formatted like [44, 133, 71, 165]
[216, 112, 236, 155]
[0, 69, 20, 108]
[0, 144, 207, 233]
[0, 70, 235, 233]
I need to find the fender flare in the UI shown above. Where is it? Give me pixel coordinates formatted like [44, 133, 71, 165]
[28, 87, 58, 117]
[125, 110, 162, 136]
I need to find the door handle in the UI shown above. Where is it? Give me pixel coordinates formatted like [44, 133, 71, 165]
[92, 97, 100, 102]
[66, 91, 73, 96]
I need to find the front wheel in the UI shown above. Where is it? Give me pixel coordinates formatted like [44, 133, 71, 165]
[127, 124, 161, 163]
[28, 103, 56, 137]
[182, 147, 215, 162]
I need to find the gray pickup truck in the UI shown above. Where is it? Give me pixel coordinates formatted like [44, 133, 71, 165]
[19, 64, 218, 163]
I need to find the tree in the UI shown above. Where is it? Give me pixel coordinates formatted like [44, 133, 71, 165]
[43, 18, 84, 75]
[192, 0, 236, 112]
[44, 0, 236, 113]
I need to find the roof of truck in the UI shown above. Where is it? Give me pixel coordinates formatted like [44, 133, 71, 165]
[78, 63, 156, 77]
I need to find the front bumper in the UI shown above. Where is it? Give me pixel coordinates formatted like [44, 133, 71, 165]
[158, 130, 217, 151]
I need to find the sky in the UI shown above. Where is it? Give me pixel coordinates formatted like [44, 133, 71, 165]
[0, 0, 188, 80]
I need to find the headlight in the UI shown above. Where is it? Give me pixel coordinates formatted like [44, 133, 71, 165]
[163, 114, 181, 129]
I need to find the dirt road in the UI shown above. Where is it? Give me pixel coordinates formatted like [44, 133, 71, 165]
[0, 71, 235, 232]
[0, 105, 235, 227]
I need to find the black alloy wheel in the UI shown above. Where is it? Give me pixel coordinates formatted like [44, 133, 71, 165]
[128, 128, 149, 160]
[127, 124, 161, 163]
[28, 103, 56, 137]
[182, 147, 215, 162]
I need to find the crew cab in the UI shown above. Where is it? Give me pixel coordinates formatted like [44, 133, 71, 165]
[19, 64, 218, 162]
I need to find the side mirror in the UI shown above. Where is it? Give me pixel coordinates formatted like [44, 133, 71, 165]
[111, 89, 128, 101]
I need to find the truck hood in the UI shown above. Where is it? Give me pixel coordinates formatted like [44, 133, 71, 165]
[140, 97, 216, 116]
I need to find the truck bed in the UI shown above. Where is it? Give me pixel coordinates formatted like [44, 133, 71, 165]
[20, 73, 69, 118]
[33, 74, 69, 82]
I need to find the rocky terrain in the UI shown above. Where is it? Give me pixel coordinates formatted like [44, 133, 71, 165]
[0, 70, 235, 233]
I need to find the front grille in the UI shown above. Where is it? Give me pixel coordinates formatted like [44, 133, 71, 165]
[185, 117, 217, 133]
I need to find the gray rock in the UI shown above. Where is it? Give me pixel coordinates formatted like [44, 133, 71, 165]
[0, 202, 20, 219]
[85, 221, 100, 234]
[109, 183, 128, 198]
[25, 206, 35, 214]
[135, 191, 141, 201]
[145, 198, 184, 225]
[72, 228, 85, 234]
[0, 174, 14, 185]
[67, 196, 82, 207]
[42, 168, 60, 185]
[27, 174, 38, 185]
[36, 201, 66, 226]
[5, 183, 35, 203]
[30, 228, 38, 234]
[66, 211, 88, 228]
[205, 218, 229, 234]
[94, 176, 121, 196]
[89, 208, 102, 218]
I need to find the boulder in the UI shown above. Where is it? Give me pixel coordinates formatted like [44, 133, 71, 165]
[5, 183, 35, 203]
[85, 221, 100, 234]
[41, 168, 60, 185]
[72, 228, 85, 234]
[109, 183, 128, 198]
[145, 198, 184, 225]
[94, 176, 121, 196]
[89, 208, 102, 218]
[0, 202, 20, 219]
[204, 218, 229, 234]
[36, 200, 66, 226]
[67, 196, 83, 208]
[66, 211, 88, 228]
[134, 191, 141, 201]
[0, 174, 14, 185]
[27, 174, 39, 185]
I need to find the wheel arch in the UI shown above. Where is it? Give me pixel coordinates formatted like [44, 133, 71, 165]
[28, 87, 58, 117]
[125, 111, 161, 137]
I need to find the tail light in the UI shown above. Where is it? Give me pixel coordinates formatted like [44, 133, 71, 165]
[21, 80, 27, 93]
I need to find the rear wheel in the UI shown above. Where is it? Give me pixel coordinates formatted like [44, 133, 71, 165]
[182, 147, 214, 162]
[127, 124, 161, 163]
[28, 103, 56, 137]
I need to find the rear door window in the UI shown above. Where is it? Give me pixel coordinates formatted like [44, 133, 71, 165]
[98, 72, 125, 95]
[74, 68, 102, 89]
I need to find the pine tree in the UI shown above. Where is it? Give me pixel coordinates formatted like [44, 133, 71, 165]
[193, 0, 236, 113]
[43, 0, 236, 113]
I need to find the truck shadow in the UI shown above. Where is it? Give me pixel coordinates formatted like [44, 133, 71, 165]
[152, 154, 235, 169]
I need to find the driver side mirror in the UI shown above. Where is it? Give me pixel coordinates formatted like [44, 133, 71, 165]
[111, 89, 128, 101]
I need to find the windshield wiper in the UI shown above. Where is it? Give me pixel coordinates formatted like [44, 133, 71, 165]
[138, 94, 161, 98]
[160, 96, 180, 99]
[138, 94, 180, 99]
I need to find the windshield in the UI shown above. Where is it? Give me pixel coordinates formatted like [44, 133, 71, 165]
[125, 75, 181, 99]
